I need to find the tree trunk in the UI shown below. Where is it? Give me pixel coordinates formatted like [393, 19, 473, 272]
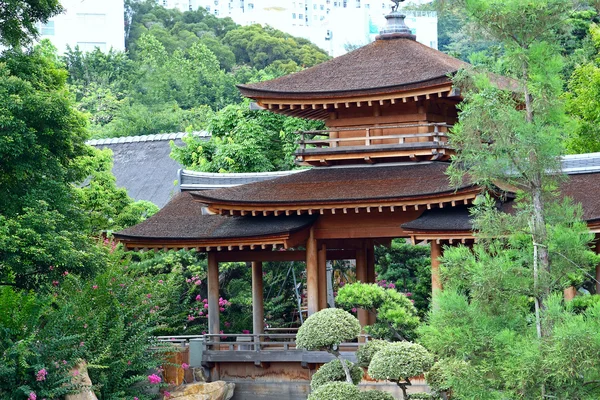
[332, 349, 353, 383]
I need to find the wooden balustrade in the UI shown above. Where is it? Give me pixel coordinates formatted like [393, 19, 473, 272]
[296, 123, 453, 152]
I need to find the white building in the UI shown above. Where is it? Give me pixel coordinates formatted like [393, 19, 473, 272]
[39, 0, 125, 54]
[162, 0, 437, 56]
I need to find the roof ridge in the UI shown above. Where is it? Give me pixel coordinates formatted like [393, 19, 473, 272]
[86, 131, 210, 146]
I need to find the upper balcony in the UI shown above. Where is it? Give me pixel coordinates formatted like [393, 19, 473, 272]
[295, 122, 454, 166]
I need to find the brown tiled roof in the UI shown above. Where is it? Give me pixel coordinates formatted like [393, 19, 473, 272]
[190, 163, 476, 207]
[401, 172, 600, 232]
[238, 37, 468, 100]
[114, 192, 317, 241]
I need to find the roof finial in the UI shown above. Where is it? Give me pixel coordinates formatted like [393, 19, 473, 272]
[377, 0, 416, 41]
[391, 0, 404, 12]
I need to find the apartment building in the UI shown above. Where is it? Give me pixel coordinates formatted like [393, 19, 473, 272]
[38, 0, 125, 54]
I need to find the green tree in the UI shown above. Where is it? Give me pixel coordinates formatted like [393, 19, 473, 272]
[0, 44, 106, 290]
[0, 0, 63, 48]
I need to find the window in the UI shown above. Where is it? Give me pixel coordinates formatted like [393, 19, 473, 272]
[248, 2, 254, 9]
[313, 4, 317, 9]
[365, 3, 369, 8]
[206, 6, 211, 11]
[40, 21, 55, 36]
[292, 12, 296, 18]
[214, 9, 219, 15]
[320, 4, 324, 10]
[299, 13, 303, 19]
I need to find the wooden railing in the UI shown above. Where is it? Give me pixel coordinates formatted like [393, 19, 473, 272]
[296, 122, 453, 151]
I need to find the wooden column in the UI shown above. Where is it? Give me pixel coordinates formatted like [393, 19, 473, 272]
[306, 227, 319, 316]
[252, 262, 264, 339]
[431, 240, 443, 295]
[366, 242, 377, 325]
[207, 252, 220, 337]
[318, 244, 328, 311]
[356, 245, 369, 331]
[564, 286, 577, 301]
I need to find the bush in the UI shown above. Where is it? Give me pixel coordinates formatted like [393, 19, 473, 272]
[361, 389, 395, 400]
[409, 393, 435, 399]
[368, 342, 434, 382]
[425, 360, 452, 393]
[311, 359, 363, 390]
[307, 382, 362, 400]
[296, 308, 361, 350]
[356, 339, 389, 367]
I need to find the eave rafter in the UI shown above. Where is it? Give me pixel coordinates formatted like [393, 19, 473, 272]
[204, 190, 480, 217]
[256, 84, 456, 120]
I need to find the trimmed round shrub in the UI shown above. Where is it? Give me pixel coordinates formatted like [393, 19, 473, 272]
[361, 389, 395, 400]
[307, 382, 362, 400]
[356, 339, 389, 367]
[425, 360, 451, 393]
[409, 393, 435, 400]
[368, 342, 434, 382]
[311, 359, 364, 390]
[297, 308, 361, 350]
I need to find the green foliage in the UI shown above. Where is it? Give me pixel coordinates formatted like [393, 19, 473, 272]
[570, 294, 600, 313]
[356, 339, 389, 367]
[425, 360, 453, 394]
[368, 342, 433, 383]
[361, 390, 395, 400]
[0, 0, 63, 48]
[336, 283, 420, 340]
[408, 393, 434, 400]
[307, 382, 362, 400]
[171, 103, 323, 172]
[296, 308, 361, 351]
[375, 240, 431, 316]
[311, 360, 363, 390]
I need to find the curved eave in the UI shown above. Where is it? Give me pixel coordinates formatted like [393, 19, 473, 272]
[191, 187, 482, 217]
[114, 224, 313, 252]
[244, 82, 459, 120]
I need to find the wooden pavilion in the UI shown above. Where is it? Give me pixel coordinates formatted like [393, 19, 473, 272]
[114, 11, 600, 399]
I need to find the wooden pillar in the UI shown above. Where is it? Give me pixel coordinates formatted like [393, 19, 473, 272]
[252, 262, 264, 339]
[366, 242, 377, 325]
[207, 252, 220, 337]
[306, 227, 319, 316]
[564, 286, 577, 301]
[318, 244, 328, 311]
[431, 240, 443, 295]
[356, 245, 369, 331]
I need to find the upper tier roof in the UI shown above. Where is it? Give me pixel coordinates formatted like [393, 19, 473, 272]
[238, 35, 468, 100]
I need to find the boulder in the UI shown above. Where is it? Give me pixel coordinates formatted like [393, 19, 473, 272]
[165, 381, 235, 400]
[65, 362, 98, 400]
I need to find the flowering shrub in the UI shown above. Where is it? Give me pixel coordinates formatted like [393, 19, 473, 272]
[310, 360, 363, 390]
[307, 382, 361, 400]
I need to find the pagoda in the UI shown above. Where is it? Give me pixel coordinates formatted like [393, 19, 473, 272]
[114, 9, 600, 399]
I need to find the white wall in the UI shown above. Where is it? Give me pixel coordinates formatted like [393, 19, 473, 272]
[39, 0, 125, 54]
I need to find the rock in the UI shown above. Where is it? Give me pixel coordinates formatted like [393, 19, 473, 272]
[166, 381, 235, 400]
[192, 367, 208, 383]
[65, 362, 98, 400]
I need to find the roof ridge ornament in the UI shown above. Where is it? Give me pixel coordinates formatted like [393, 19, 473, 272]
[377, 0, 416, 41]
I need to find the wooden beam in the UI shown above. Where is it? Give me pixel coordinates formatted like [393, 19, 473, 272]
[215, 249, 356, 263]
[208, 252, 220, 337]
[355, 245, 369, 334]
[306, 228, 319, 316]
[318, 244, 328, 311]
[366, 242, 376, 325]
[252, 262, 265, 338]
[431, 241, 443, 296]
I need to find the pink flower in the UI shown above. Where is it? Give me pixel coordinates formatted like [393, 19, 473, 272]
[405, 292, 413, 297]
[127, 360, 132, 365]
[52, 281, 59, 286]
[186, 279, 192, 283]
[36, 368, 47, 381]
[83, 324, 87, 329]
[196, 295, 202, 301]
[134, 398, 139, 400]
[28, 392, 36, 400]
[224, 321, 231, 327]
[187, 315, 195, 321]
[204, 304, 209, 309]
[92, 285, 98, 290]
[164, 391, 171, 398]
[73, 369, 80, 376]
[49, 266, 54, 271]
[203, 299, 208, 303]
[351, 308, 357, 313]
[181, 363, 189, 370]
[158, 280, 163, 284]
[242, 330, 250, 334]
[146, 294, 152, 299]
[194, 280, 201, 285]
[198, 311, 204, 316]
[148, 374, 161, 384]
[80, 342, 85, 347]
[62, 360, 67, 365]
[63, 271, 69, 276]
[219, 307, 225, 312]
